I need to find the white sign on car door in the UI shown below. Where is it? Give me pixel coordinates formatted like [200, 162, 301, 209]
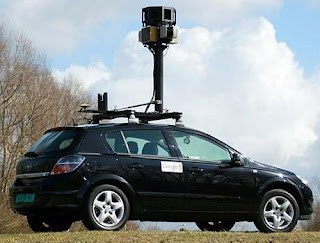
[161, 161, 183, 173]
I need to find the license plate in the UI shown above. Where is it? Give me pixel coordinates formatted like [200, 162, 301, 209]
[15, 193, 36, 204]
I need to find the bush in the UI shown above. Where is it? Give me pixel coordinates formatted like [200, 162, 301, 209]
[301, 202, 320, 231]
[0, 19, 92, 233]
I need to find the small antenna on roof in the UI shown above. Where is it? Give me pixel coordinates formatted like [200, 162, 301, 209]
[71, 117, 77, 126]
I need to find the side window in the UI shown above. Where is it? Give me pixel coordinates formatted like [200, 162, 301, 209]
[105, 131, 128, 154]
[122, 130, 171, 157]
[172, 131, 231, 162]
[79, 130, 107, 153]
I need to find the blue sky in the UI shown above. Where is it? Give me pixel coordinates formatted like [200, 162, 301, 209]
[45, 0, 320, 76]
[2, 0, 320, 180]
[266, 0, 320, 75]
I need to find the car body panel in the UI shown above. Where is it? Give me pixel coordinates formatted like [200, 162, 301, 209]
[182, 160, 255, 213]
[9, 123, 313, 223]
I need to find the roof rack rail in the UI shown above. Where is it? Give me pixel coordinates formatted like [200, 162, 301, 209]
[81, 109, 182, 124]
[79, 92, 183, 124]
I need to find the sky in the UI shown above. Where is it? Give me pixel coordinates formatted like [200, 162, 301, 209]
[1, 0, 320, 231]
[1, 0, 320, 179]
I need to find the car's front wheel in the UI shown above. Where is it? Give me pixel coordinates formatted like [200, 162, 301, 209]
[254, 189, 299, 233]
[196, 221, 235, 231]
[82, 184, 130, 231]
[27, 215, 72, 232]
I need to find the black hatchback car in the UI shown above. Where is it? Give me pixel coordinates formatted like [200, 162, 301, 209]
[10, 123, 313, 233]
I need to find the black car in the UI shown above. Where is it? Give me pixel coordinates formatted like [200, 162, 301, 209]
[10, 123, 313, 233]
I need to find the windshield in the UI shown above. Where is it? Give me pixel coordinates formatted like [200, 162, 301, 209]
[27, 129, 83, 155]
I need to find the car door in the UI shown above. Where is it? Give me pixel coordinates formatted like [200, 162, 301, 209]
[104, 127, 185, 211]
[169, 129, 255, 213]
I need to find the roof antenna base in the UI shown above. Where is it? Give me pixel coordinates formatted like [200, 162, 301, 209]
[128, 111, 139, 124]
[175, 115, 184, 127]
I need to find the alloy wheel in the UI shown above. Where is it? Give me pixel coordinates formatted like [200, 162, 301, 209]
[92, 190, 125, 228]
[263, 195, 294, 230]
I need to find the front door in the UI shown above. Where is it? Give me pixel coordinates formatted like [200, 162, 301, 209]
[104, 128, 185, 211]
[170, 129, 254, 213]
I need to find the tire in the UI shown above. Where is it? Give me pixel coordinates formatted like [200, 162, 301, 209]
[27, 215, 72, 232]
[82, 184, 130, 231]
[254, 189, 300, 233]
[196, 221, 235, 231]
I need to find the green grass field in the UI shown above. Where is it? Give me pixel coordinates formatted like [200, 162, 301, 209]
[0, 231, 319, 243]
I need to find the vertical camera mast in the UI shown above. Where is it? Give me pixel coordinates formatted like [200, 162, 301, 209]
[139, 6, 178, 112]
[81, 6, 182, 124]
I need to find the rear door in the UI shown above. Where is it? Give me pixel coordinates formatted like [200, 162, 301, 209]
[170, 129, 254, 213]
[104, 127, 185, 211]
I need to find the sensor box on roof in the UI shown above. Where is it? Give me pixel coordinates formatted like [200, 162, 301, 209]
[139, 26, 157, 44]
[142, 6, 176, 26]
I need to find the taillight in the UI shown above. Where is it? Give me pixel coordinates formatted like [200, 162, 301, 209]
[51, 155, 85, 175]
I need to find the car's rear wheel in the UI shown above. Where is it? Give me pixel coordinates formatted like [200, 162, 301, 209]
[254, 189, 299, 233]
[27, 215, 72, 232]
[196, 221, 235, 231]
[82, 184, 130, 231]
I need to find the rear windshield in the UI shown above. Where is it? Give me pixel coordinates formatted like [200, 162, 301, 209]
[27, 129, 83, 155]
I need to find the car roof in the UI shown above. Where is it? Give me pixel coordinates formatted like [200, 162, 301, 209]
[77, 123, 189, 130]
[48, 123, 185, 130]
[52, 122, 203, 134]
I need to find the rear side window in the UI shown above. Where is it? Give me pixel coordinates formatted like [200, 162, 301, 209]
[78, 130, 107, 153]
[122, 130, 171, 157]
[105, 131, 128, 154]
[27, 129, 83, 155]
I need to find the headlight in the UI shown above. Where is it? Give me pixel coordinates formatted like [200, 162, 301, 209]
[51, 155, 85, 175]
[297, 175, 308, 185]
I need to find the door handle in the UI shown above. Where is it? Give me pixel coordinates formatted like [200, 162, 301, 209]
[128, 163, 144, 170]
[188, 167, 204, 173]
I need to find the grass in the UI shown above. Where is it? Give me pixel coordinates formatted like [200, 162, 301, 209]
[0, 204, 319, 242]
[0, 231, 319, 243]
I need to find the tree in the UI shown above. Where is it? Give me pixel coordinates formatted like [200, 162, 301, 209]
[0, 20, 91, 202]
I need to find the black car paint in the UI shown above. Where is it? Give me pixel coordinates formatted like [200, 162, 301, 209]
[9, 123, 313, 223]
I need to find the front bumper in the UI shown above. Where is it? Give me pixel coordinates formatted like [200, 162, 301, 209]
[9, 172, 88, 216]
[298, 184, 314, 220]
[300, 214, 312, 220]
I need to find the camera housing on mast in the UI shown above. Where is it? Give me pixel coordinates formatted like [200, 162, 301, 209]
[139, 6, 178, 45]
[79, 6, 183, 125]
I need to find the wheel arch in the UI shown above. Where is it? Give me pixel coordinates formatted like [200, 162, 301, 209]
[78, 174, 137, 209]
[257, 178, 303, 211]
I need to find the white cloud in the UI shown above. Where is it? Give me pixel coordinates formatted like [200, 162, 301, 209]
[54, 18, 320, 178]
[162, 0, 282, 27]
[53, 62, 112, 90]
[1, 0, 138, 53]
[0, 0, 282, 54]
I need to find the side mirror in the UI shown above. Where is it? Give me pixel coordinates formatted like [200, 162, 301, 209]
[231, 153, 243, 166]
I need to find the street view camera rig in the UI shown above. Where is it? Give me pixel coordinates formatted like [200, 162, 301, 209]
[81, 6, 182, 125]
